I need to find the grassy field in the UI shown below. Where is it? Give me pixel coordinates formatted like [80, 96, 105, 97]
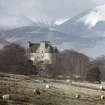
[0, 73, 105, 105]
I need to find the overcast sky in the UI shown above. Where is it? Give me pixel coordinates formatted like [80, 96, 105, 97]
[0, 0, 105, 28]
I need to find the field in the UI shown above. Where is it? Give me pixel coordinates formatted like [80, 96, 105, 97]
[0, 73, 105, 105]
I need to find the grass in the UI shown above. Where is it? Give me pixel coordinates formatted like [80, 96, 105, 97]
[0, 73, 105, 105]
[0, 86, 105, 105]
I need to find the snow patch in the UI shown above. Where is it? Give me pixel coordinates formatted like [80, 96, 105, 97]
[79, 4, 105, 28]
[54, 18, 69, 25]
[5, 37, 21, 42]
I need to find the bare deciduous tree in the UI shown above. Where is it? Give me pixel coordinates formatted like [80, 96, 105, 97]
[0, 43, 37, 75]
[86, 67, 101, 83]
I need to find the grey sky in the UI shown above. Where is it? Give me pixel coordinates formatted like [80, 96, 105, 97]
[0, 0, 105, 28]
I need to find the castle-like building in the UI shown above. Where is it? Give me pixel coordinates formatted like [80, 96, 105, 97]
[28, 41, 58, 66]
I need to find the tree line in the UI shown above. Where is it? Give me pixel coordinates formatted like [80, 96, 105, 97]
[0, 43, 104, 83]
[0, 44, 37, 75]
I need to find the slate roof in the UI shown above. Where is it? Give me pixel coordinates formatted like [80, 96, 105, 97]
[29, 42, 40, 53]
[28, 41, 58, 53]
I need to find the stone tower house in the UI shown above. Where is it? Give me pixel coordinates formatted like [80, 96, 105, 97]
[28, 41, 58, 66]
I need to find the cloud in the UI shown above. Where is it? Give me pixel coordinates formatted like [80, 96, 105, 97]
[0, 0, 104, 28]
[0, 0, 97, 28]
[0, 16, 35, 29]
[92, 0, 105, 5]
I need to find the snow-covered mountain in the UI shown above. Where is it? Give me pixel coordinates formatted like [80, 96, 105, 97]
[56, 4, 105, 57]
[79, 4, 105, 28]
[1, 4, 105, 58]
[57, 4, 105, 35]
